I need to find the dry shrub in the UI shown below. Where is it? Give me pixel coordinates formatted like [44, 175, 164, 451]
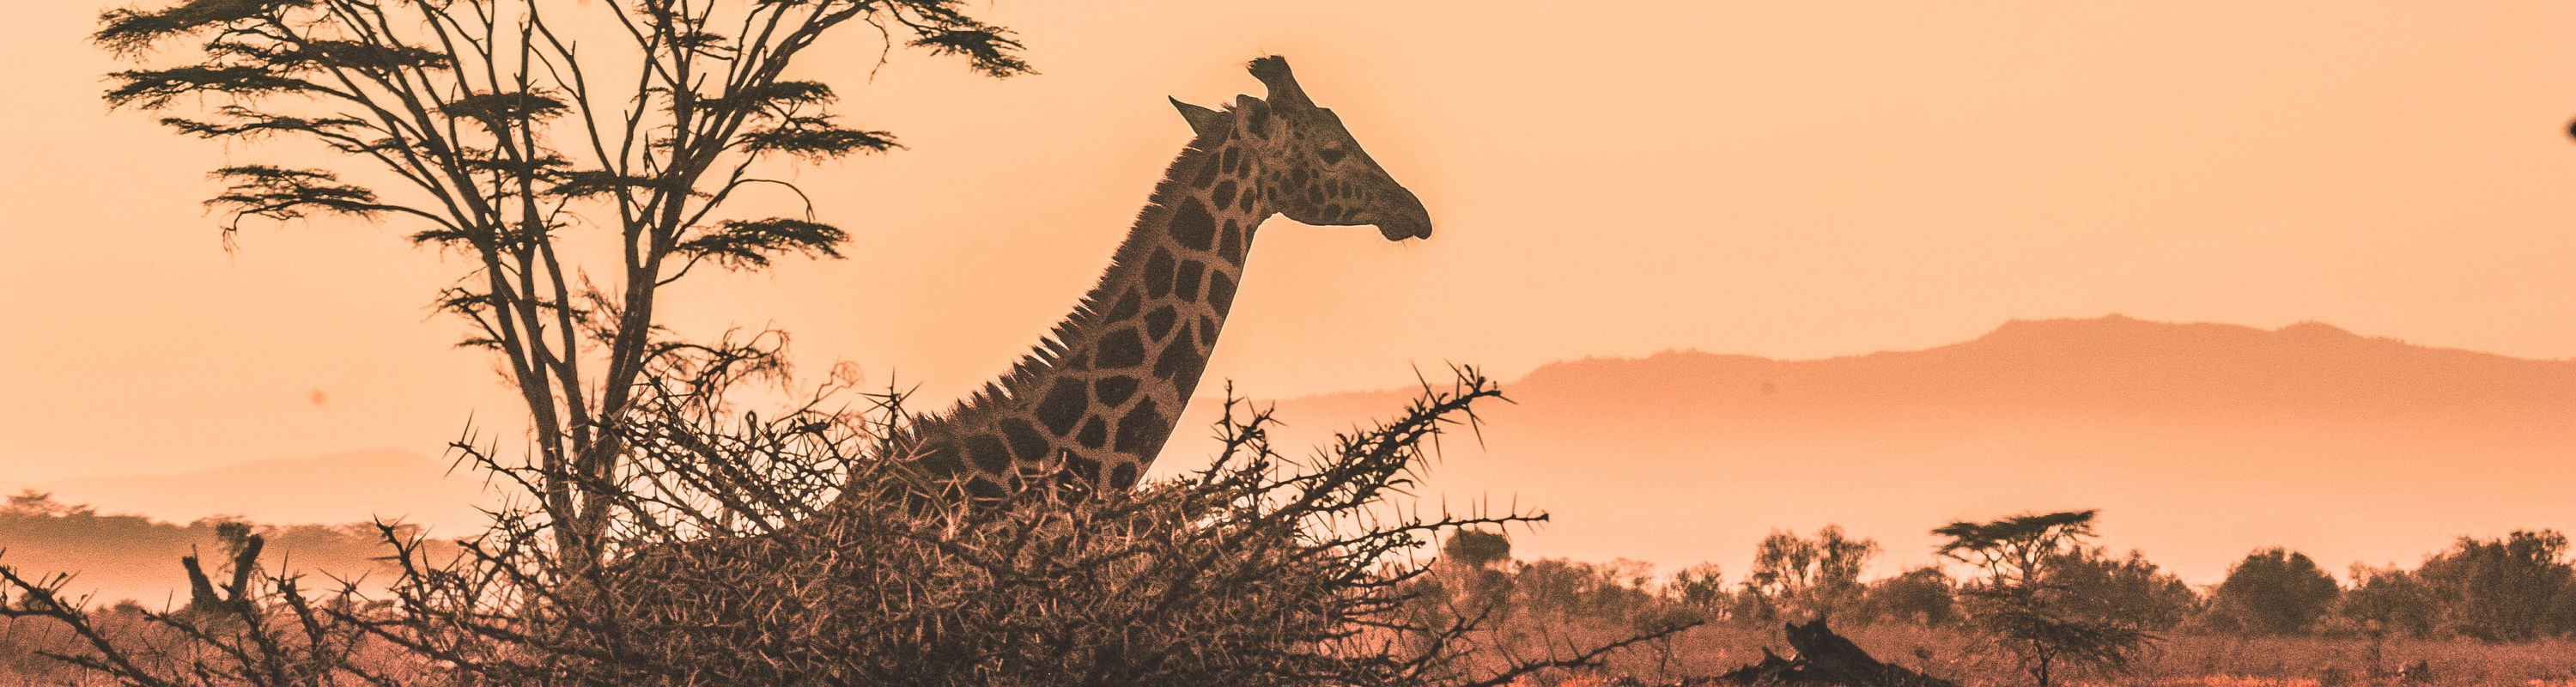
[2138, 633, 2576, 686]
[3, 366, 1689, 687]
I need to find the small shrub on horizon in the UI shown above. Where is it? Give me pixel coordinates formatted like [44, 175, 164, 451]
[2206, 547, 2342, 635]
[1862, 565, 1959, 628]
[1735, 525, 1879, 625]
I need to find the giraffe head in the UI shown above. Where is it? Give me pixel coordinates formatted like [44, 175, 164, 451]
[1171, 56, 1431, 241]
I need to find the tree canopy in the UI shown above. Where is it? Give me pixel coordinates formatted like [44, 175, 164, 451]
[1935, 509, 2154, 687]
[92, 0, 1031, 562]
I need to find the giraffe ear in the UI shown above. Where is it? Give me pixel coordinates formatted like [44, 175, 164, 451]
[1170, 97, 1225, 137]
[1233, 94, 1268, 118]
[1230, 95, 1275, 138]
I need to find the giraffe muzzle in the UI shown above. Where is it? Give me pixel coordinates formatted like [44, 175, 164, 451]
[1375, 190, 1432, 241]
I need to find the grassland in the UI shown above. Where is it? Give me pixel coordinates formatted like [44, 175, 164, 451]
[1479, 623, 2576, 686]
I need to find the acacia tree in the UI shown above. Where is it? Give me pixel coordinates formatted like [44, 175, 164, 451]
[1934, 509, 2155, 687]
[94, 0, 1030, 563]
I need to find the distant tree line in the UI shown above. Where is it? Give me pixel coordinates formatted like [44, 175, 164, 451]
[0, 490, 436, 603]
[1409, 515, 2576, 644]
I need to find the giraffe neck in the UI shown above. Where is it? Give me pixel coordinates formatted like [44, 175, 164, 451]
[896, 125, 1273, 502]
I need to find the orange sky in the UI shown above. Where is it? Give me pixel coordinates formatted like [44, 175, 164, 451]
[2, 3, 2571, 571]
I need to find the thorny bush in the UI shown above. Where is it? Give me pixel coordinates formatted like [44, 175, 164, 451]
[2, 365, 1694, 686]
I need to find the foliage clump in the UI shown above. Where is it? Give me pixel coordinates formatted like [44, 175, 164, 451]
[495, 369, 1684, 687]
[1737, 525, 1880, 623]
[2207, 547, 2342, 635]
[3, 368, 1689, 687]
[1934, 509, 2159, 687]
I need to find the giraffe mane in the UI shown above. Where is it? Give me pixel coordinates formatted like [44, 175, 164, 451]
[932, 102, 1245, 425]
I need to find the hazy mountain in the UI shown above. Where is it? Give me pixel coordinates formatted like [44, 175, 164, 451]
[1164, 315, 2576, 584]
[11, 316, 2564, 593]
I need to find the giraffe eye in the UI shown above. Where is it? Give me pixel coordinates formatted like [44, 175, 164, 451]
[1317, 147, 1348, 165]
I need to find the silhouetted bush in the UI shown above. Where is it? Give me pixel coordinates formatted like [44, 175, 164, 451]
[1735, 526, 1878, 624]
[2205, 547, 2341, 635]
[1665, 562, 1733, 623]
[1443, 530, 1513, 569]
[1422, 530, 1516, 616]
[2332, 562, 2439, 640]
[1862, 566, 1959, 627]
[2412, 530, 2575, 641]
[3, 368, 1691, 687]
[1504, 558, 1668, 629]
[2044, 545, 2198, 632]
[2312, 532, 2576, 643]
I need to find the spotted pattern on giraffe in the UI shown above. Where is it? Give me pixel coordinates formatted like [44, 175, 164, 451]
[1170, 200, 1215, 250]
[1218, 221, 1243, 264]
[1075, 417, 1109, 449]
[966, 434, 1012, 473]
[1144, 249, 1174, 298]
[846, 56, 1432, 508]
[1206, 273, 1236, 312]
[1143, 306, 1176, 341]
[1105, 288, 1141, 320]
[1114, 398, 1161, 454]
[1093, 376, 1138, 406]
[1035, 380, 1086, 436]
[999, 419, 1048, 461]
[1173, 260, 1203, 301]
[1152, 325, 1200, 382]
[1095, 328, 1146, 369]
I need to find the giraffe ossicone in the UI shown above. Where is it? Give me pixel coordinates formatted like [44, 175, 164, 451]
[878, 54, 1433, 507]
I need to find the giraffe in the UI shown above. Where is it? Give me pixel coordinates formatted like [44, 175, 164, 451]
[871, 55, 1431, 506]
[561, 58, 1430, 664]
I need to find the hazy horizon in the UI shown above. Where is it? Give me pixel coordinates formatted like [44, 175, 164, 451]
[11, 313, 2567, 593]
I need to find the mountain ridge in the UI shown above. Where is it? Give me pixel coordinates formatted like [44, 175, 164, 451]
[1164, 314, 2573, 585]
[1248, 314, 2568, 422]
